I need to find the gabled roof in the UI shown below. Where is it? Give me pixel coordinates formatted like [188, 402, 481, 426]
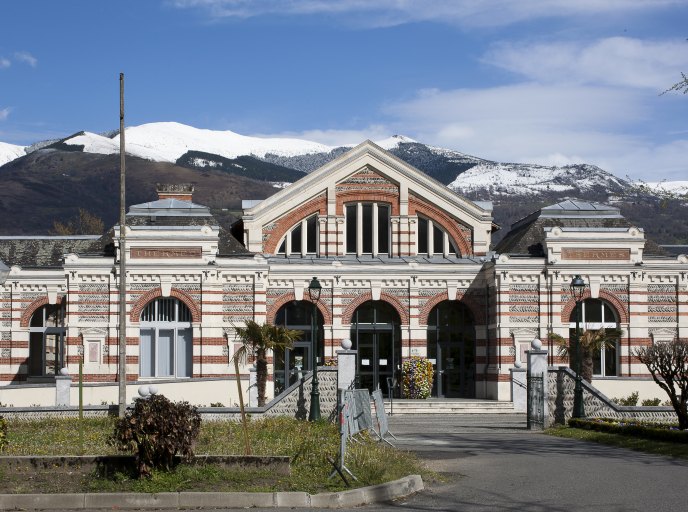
[244, 140, 492, 222]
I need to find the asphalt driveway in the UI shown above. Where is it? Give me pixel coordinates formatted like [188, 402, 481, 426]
[362, 413, 688, 512]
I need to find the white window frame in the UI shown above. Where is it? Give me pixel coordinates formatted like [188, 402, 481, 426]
[345, 202, 390, 257]
[416, 216, 458, 257]
[568, 300, 619, 377]
[277, 214, 319, 257]
[28, 304, 66, 378]
[139, 299, 193, 379]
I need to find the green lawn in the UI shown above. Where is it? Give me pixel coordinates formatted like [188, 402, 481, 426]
[546, 425, 688, 459]
[0, 416, 430, 494]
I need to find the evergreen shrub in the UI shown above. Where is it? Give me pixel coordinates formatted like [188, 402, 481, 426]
[110, 394, 201, 478]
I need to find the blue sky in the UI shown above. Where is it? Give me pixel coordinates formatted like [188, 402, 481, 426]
[1, 0, 687, 181]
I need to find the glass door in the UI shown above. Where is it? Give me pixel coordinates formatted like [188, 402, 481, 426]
[274, 343, 312, 395]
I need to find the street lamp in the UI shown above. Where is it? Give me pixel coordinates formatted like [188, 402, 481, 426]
[308, 277, 322, 421]
[570, 274, 586, 418]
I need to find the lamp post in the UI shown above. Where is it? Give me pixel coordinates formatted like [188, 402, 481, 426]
[308, 277, 322, 421]
[570, 274, 586, 418]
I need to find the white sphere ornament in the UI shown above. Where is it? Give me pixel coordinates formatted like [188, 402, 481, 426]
[531, 338, 542, 350]
[514, 359, 522, 369]
[59, 367, 70, 376]
[148, 385, 159, 395]
[138, 385, 150, 397]
[341, 338, 352, 350]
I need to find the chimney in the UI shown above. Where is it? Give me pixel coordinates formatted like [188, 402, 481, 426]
[156, 183, 194, 202]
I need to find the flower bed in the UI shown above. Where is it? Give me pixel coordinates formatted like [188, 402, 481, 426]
[568, 417, 688, 443]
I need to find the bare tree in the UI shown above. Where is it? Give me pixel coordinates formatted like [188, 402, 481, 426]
[51, 209, 105, 235]
[635, 339, 688, 430]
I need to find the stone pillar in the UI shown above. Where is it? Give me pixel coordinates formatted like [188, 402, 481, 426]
[337, 339, 357, 390]
[510, 362, 527, 413]
[248, 365, 258, 407]
[55, 375, 72, 407]
[526, 338, 549, 429]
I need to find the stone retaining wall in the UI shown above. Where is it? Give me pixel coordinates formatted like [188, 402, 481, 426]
[548, 367, 677, 425]
[0, 368, 338, 422]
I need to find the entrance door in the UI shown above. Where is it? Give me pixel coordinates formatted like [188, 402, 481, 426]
[351, 301, 401, 397]
[274, 301, 323, 396]
[427, 300, 476, 398]
[437, 339, 475, 398]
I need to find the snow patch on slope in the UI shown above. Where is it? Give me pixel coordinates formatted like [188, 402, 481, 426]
[117, 122, 333, 163]
[448, 162, 624, 195]
[0, 142, 26, 167]
[644, 181, 688, 195]
[64, 132, 120, 155]
[375, 135, 417, 150]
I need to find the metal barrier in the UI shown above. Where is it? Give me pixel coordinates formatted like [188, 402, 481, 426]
[527, 374, 545, 429]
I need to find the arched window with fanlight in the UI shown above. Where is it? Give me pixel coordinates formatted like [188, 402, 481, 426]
[569, 299, 620, 377]
[139, 298, 192, 378]
[416, 216, 460, 257]
[277, 215, 318, 256]
[28, 303, 66, 378]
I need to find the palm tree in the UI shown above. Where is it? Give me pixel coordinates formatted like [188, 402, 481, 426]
[233, 320, 302, 407]
[550, 328, 621, 383]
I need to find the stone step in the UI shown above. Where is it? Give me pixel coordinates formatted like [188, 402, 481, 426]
[382, 400, 516, 414]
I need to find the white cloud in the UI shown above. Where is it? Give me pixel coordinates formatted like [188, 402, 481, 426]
[0, 57, 10, 69]
[258, 125, 392, 147]
[172, 0, 681, 27]
[0, 108, 10, 121]
[14, 51, 37, 68]
[380, 83, 686, 181]
[485, 37, 688, 91]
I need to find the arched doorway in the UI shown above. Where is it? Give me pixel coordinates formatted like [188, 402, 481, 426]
[139, 298, 192, 378]
[569, 299, 620, 377]
[29, 303, 66, 377]
[350, 301, 401, 397]
[274, 301, 324, 395]
[427, 300, 475, 398]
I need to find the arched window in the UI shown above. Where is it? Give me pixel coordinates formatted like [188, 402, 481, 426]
[277, 215, 318, 256]
[345, 202, 390, 256]
[29, 303, 66, 377]
[417, 216, 459, 257]
[274, 301, 323, 395]
[569, 299, 619, 377]
[427, 301, 475, 398]
[139, 298, 192, 378]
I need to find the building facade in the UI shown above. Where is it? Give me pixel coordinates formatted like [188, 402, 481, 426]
[0, 142, 686, 405]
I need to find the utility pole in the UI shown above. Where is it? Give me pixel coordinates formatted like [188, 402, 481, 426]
[118, 73, 127, 417]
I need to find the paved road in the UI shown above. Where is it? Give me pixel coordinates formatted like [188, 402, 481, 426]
[356, 414, 688, 512]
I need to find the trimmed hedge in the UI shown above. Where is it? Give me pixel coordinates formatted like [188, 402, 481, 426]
[569, 417, 688, 443]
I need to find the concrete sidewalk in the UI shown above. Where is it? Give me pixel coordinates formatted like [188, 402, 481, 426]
[0, 475, 423, 510]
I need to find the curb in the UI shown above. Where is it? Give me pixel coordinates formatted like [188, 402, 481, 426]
[0, 475, 423, 510]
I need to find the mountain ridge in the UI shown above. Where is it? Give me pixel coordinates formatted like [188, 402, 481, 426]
[1, 122, 686, 245]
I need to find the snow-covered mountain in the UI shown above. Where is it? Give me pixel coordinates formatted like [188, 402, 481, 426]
[0, 142, 26, 167]
[448, 161, 628, 196]
[0, 122, 684, 200]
